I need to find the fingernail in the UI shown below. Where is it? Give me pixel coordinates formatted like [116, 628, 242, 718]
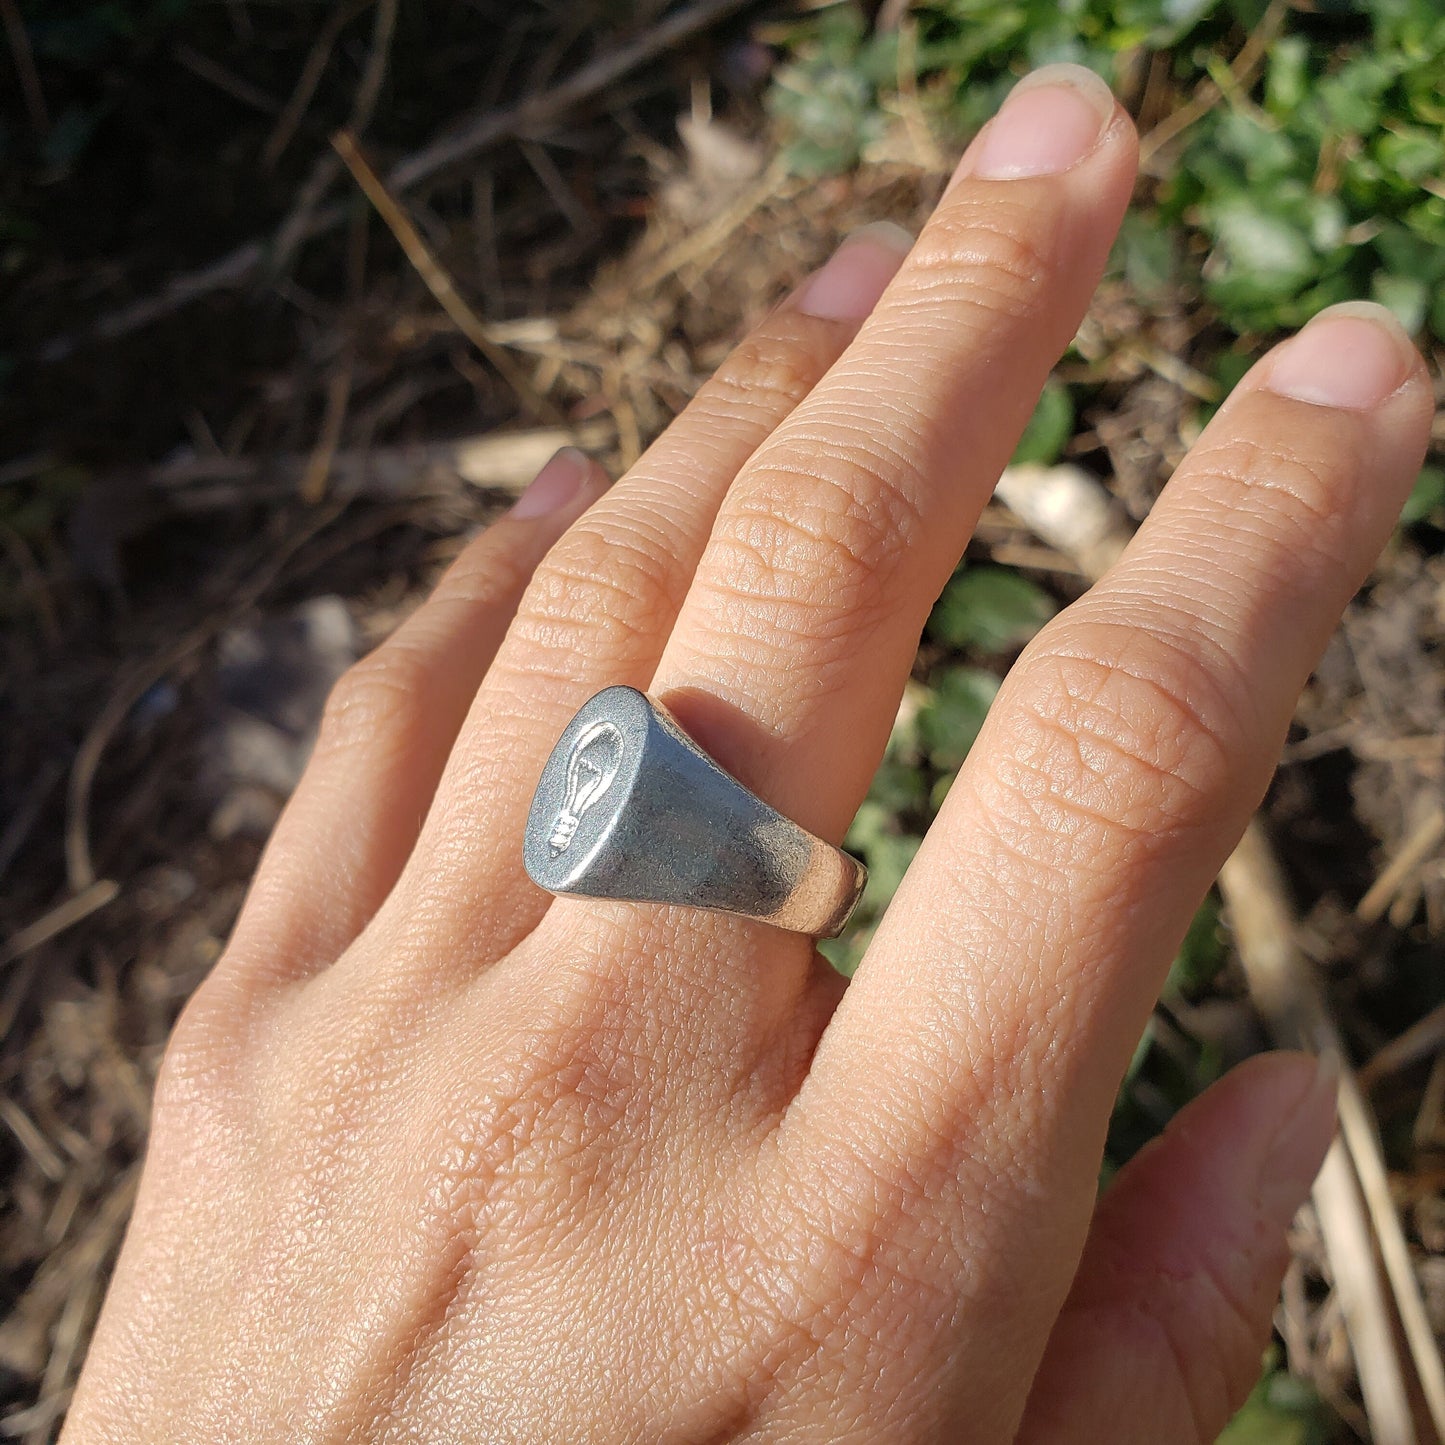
[798, 222, 914, 321]
[511, 447, 593, 518]
[964, 63, 1117, 182]
[1264, 302, 1417, 411]
[1259, 1051, 1340, 1225]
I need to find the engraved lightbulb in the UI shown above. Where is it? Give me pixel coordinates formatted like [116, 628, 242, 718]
[549, 721, 623, 856]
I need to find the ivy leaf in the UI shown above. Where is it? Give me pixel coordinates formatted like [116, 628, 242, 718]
[1371, 271, 1429, 333]
[1011, 377, 1075, 466]
[1111, 211, 1178, 301]
[845, 801, 922, 913]
[1205, 198, 1317, 303]
[916, 666, 1000, 772]
[1165, 894, 1227, 996]
[1401, 465, 1445, 526]
[929, 567, 1056, 653]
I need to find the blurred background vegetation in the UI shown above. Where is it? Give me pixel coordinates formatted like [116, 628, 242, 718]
[1, 2, 1442, 1441]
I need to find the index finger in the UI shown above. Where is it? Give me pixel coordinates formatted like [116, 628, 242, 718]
[783, 303, 1433, 1432]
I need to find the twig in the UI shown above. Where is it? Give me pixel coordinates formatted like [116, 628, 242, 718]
[300, 355, 356, 505]
[263, 0, 374, 168]
[892, 16, 947, 174]
[145, 422, 613, 508]
[270, 0, 397, 279]
[634, 158, 789, 292]
[1226, 826, 1445, 1441]
[1312, 1140, 1418, 1445]
[390, 0, 754, 192]
[0, 881, 120, 970]
[519, 139, 598, 236]
[0, 1099, 66, 1183]
[1357, 804, 1445, 925]
[995, 459, 1445, 1445]
[300, 205, 368, 504]
[0, 761, 63, 888]
[1336, 1067, 1445, 1440]
[333, 129, 565, 426]
[1417, 1055, 1445, 1150]
[1138, 0, 1286, 173]
[173, 42, 282, 116]
[37, 0, 760, 364]
[1360, 999, 1445, 1089]
[0, 0, 48, 136]
[35, 1170, 140, 1433]
[347, 0, 397, 142]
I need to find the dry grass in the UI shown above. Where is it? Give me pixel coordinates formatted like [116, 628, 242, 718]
[1, 3, 1442, 1440]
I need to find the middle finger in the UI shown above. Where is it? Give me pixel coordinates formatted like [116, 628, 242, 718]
[647, 65, 1138, 851]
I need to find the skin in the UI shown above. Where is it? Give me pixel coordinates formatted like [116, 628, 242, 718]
[64, 64, 1433, 1444]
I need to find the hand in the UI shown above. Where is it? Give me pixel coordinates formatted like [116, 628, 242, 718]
[65, 63, 1432, 1444]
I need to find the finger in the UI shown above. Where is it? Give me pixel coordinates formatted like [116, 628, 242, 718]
[789, 304, 1432, 1432]
[384, 227, 913, 954]
[647, 64, 1137, 850]
[226, 449, 608, 979]
[1017, 1052, 1336, 1445]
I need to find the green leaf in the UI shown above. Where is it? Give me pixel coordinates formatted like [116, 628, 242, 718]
[1375, 125, 1445, 183]
[1205, 198, 1317, 298]
[1401, 465, 1445, 526]
[916, 667, 1000, 772]
[929, 567, 1056, 653]
[1011, 377, 1075, 466]
[1111, 212, 1179, 301]
[1166, 894, 1227, 996]
[1218, 1353, 1331, 1445]
[1371, 270, 1430, 333]
[848, 821, 921, 915]
[863, 753, 929, 818]
[1265, 35, 1310, 117]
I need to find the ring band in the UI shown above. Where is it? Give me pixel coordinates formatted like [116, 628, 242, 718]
[523, 687, 867, 938]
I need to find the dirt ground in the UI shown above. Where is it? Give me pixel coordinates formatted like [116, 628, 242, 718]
[1, 3, 1442, 1441]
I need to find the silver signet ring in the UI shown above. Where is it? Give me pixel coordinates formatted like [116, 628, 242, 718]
[523, 686, 867, 938]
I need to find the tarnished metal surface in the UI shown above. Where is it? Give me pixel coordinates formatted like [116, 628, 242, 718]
[524, 686, 867, 938]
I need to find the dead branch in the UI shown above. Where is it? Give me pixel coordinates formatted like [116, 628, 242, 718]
[333, 129, 565, 426]
[1, 0, 48, 136]
[1138, 0, 1286, 174]
[173, 42, 283, 116]
[263, 0, 374, 168]
[147, 422, 614, 509]
[1361, 1000, 1445, 1089]
[1357, 804, 1445, 925]
[37, 0, 761, 365]
[270, 0, 398, 278]
[0, 881, 121, 971]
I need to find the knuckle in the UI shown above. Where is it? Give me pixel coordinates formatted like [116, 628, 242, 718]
[1001, 621, 1254, 848]
[707, 440, 925, 651]
[904, 199, 1060, 325]
[153, 987, 235, 1114]
[704, 323, 835, 426]
[150, 967, 268, 1147]
[509, 515, 677, 676]
[1185, 430, 1351, 557]
[435, 527, 537, 609]
[315, 643, 431, 760]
